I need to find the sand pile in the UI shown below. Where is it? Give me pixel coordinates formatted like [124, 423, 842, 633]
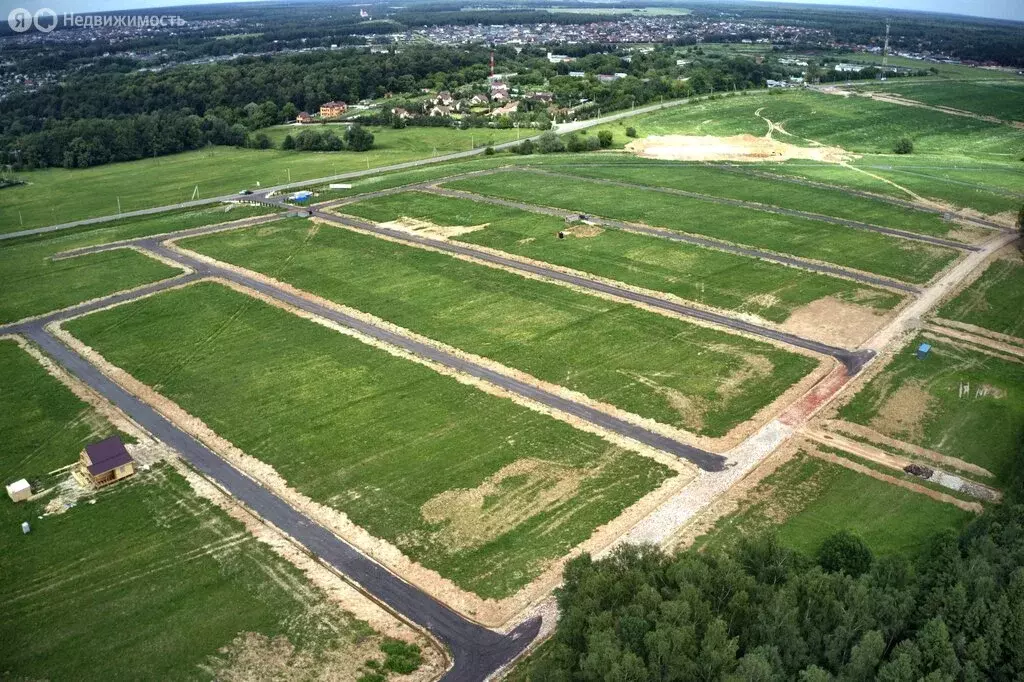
[625, 133, 853, 163]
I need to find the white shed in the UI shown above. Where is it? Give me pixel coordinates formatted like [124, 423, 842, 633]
[6, 479, 31, 503]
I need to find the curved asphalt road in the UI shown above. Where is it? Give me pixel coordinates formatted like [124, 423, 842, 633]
[422, 185, 921, 294]
[312, 208, 874, 374]
[13, 321, 540, 682]
[520, 168, 979, 251]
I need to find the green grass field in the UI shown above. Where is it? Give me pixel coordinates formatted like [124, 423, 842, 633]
[187, 218, 818, 436]
[541, 159, 957, 238]
[0, 126, 519, 232]
[602, 90, 1023, 157]
[937, 256, 1024, 339]
[445, 170, 958, 283]
[839, 336, 1024, 483]
[340, 190, 902, 323]
[858, 80, 1024, 122]
[0, 339, 378, 680]
[0, 204, 273, 324]
[64, 281, 673, 599]
[699, 450, 972, 557]
[759, 157, 1023, 216]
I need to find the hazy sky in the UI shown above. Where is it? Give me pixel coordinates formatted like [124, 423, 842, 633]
[5, 0, 1022, 23]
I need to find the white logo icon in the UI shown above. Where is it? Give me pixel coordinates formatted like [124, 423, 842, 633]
[8, 7, 32, 32]
[33, 7, 57, 32]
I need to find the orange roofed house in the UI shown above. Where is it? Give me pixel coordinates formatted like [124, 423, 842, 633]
[319, 101, 348, 119]
[75, 436, 136, 488]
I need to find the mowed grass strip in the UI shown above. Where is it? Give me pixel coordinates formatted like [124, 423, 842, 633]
[341, 191, 903, 323]
[937, 256, 1024, 339]
[609, 90, 1022, 157]
[761, 158, 1022, 216]
[543, 161, 955, 238]
[0, 204, 272, 324]
[0, 339, 375, 681]
[863, 80, 1024, 122]
[445, 170, 957, 283]
[839, 336, 1024, 484]
[64, 282, 673, 599]
[698, 449, 972, 558]
[187, 219, 818, 436]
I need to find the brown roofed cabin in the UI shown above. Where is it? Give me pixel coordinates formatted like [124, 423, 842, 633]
[76, 436, 135, 488]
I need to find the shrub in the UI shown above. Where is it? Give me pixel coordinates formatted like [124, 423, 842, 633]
[536, 131, 566, 154]
[597, 130, 613, 148]
[344, 124, 375, 152]
[380, 638, 422, 674]
[281, 134, 296, 150]
[893, 137, 914, 154]
[625, 126, 637, 138]
[513, 138, 535, 155]
[818, 530, 873, 577]
[565, 134, 587, 153]
[484, 145, 495, 156]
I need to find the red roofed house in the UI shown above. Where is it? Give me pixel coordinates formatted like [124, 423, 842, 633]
[75, 436, 135, 488]
[319, 101, 348, 119]
[296, 111, 312, 124]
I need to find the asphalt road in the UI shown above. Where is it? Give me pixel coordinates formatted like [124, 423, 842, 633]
[313, 208, 875, 374]
[522, 168, 980, 251]
[710, 164, 1014, 233]
[14, 321, 540, 682]
[423, 184, 921, 294]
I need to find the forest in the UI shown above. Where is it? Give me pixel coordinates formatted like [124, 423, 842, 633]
[515, 451, 1024, 681]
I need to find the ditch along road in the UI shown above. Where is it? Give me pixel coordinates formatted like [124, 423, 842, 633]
[0, 95, 710, 243]
[420, 184, 921, 294]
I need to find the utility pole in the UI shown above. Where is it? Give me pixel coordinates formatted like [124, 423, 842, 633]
[882, 18, 891, 70]
[287, 168, 291, 183]
[116, 196, 121, 214]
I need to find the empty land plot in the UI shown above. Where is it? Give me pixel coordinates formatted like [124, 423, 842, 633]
[860, 80, 1024, 122]
[611, 90, 1023, 157]
[698, 449, 972, 557]
[543, 161, 956, 238]
[0, 204, 272, 324]
[339, 190, 903, 326]
[759, 158, 1022, 217]
[64, 282, 674, 599]
[0, 339, 382, 681]
[186, 219, 818, 436]
[839, 336, 1024, 484]
[937, 253, 1024, 339]
[445, 170, 958, 283]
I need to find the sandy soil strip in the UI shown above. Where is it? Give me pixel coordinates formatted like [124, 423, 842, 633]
[925, 323, 1024, 358]
[818, 419, 994, 480]
[806, 447, 983, 514]
[311, 214, 835, 451]
[47, 288, 697, 629]
[803, 429, 999, 503]
[862, 91, 1023, 128]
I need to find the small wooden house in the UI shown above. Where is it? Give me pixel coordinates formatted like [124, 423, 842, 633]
[76, 436, 135, 488]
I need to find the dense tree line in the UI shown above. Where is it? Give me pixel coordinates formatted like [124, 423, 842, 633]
[516, 453, 1024, 681]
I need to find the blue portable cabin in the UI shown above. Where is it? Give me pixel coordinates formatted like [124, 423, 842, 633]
[290, 190, 314, 204]
[916, 343, 931, 360]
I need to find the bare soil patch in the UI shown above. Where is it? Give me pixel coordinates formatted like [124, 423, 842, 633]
[421, 457, 589, 550]
[379, 216, 487, 240]
[781, 296, 889, 347]
[563, 223, 604, 238]
[625, 133, 853, 163]
[869, 379, 935, 444]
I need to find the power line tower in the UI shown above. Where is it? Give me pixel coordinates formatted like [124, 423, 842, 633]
[882, 18, 891, 68]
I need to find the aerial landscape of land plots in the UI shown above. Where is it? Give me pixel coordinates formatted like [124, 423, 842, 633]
[2, 71, 1022, 679]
